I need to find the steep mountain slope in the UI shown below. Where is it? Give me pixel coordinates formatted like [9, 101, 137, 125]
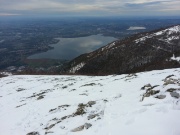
[0, 68, 180, 135]
[67, 25, 180, 75]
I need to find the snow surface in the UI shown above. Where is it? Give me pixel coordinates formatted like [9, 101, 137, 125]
[107, 42, 115, 49]
[69, 62, 86, 73]
[127, 27, 146, 30]
[0, 72, 12, 76]
[171, 55, 180, 62]
[135, 25, 180, 43]
[100, 42, 116, 52]
[0, 68, 180, 135]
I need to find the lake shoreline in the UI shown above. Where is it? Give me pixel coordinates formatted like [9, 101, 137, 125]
[27, 34, 117, 60]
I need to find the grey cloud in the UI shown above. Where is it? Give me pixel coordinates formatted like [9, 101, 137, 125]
[125, 1, 169, 8]
[0, 0, 179, 16]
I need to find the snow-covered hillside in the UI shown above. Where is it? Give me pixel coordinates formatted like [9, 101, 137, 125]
[0, 68, 180, 135]
[135, 25, 180, 43]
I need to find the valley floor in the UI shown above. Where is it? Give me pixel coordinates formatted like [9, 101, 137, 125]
[0, 68, 180, 135]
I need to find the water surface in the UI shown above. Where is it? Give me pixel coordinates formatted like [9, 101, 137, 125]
[28, 35, 117, 60]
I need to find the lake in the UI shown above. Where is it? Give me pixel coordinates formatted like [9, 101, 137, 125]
[28, 35, 117, 60]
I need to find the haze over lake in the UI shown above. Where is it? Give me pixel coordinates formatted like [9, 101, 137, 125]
[28, 35, 117, 60]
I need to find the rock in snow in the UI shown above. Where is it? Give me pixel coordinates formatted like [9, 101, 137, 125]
[71, 125, 84, 132]
[84, 123, 92, 129]
[170, 92, 180, 98]
[87, 101, 96, 106]
[26, 132, 40, 135]
[155, 95, 166, 99]
[0, 68, 180, 135]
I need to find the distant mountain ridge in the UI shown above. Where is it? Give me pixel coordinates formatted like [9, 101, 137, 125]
[65, 25, 180, 75]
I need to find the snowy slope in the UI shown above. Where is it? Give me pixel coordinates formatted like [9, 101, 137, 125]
[135, 25, 180, 43]
[0, 68, 180, 135]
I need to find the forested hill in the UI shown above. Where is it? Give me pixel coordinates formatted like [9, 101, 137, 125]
[66, 25, 180, 75]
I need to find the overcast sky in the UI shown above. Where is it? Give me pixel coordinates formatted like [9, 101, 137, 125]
[0, 0, 180, 17]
